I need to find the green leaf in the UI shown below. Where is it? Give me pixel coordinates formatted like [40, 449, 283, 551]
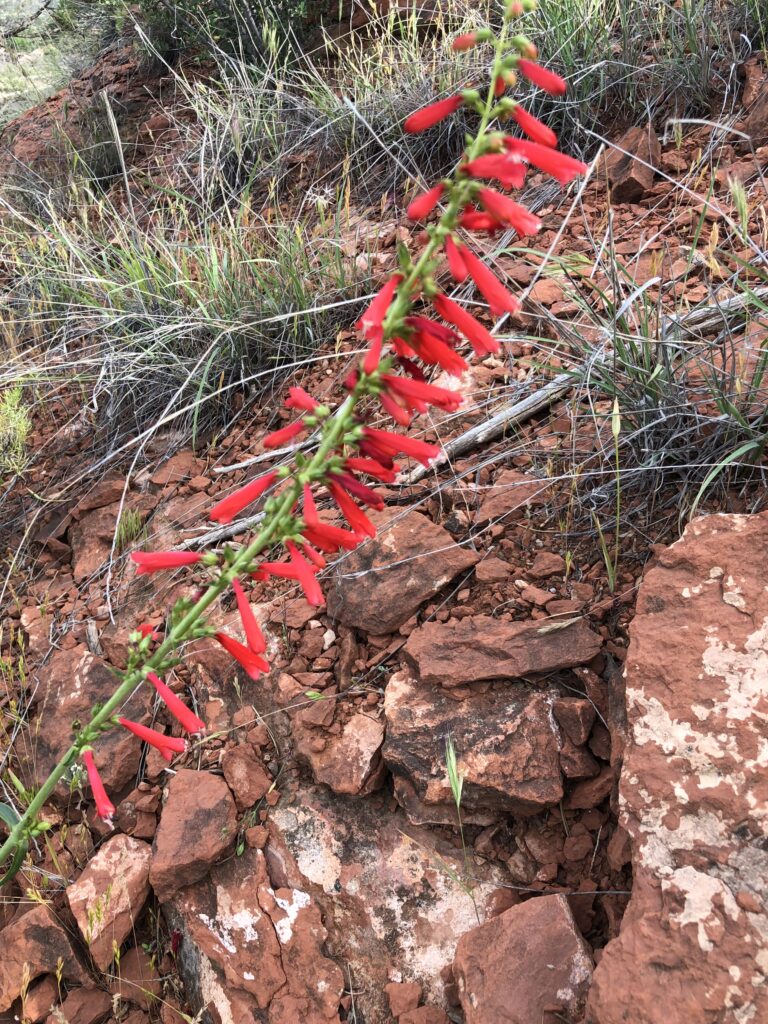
[0, 803, 21, 830]
[689, 441, 761, 520]
[0, 839, 28, 888]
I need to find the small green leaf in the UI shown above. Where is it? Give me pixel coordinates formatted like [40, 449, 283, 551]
[0, 839, 28, 888]
[0, 804, 21, 830]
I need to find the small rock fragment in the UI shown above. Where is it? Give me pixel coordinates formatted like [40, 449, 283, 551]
[66, 834, 152, 970]
[327, 510, 479, 634]
[221, 746, 272, 811]
[453, 895, 593, 1023]
[150, 770, 237, 900]
[0, 906, 89, 1012]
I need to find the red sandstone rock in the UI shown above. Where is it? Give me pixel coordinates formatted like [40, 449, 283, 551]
[108, 946, 161, 1011]
[326, 510, 479, 634]
[587, 513, 768, 1024]
[475, 468, 550, 523]
[384, 671, 563, 824]
[553, 697, 596, 745]
[46, 987, 112, 1024]
[604, 125, 661, 201]
[453, 895, 593, 1023]
[385, 981, 422, 1017]
[399, 1008, 448, 1024]
[163, 847, 343, 1023]
[26, 645, 151, 795]
[293, 713, 385, 796]
[0, 906, 89, 1011]
[403, 615, 602, 687]
[66, 834, 152, 970]
[150, 770, 237, 900]
[528, 551, 566, 578]
[221, 745, 272, 810]
[19, 974, 57, 1023]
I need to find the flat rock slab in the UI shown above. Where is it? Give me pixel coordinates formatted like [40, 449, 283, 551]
[163, 846, 343, 1024]
[27, 645, 150, 794]
[604, 124, 661, 201]
[587, 513, 768, 1024]
[454, 894, 593, 1023]
[326, 510, 478, 634]
[384, 671, 563, 825]
[66, 834, 152, 970]
[150, 769, 237, 901]
[0, 905, 89, 1011]
[403, 615, 602, 687]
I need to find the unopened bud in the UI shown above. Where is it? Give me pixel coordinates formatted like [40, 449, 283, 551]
[511, 35, 538, 59]
[507, 1, 525, 15]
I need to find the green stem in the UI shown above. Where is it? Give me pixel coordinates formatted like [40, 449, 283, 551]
[0, 15, 514, 877]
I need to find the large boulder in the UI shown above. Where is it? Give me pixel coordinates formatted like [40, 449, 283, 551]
[587, 513, 768, 1024]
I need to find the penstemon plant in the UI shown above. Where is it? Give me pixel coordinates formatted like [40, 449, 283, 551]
[0, 0, 586, 885]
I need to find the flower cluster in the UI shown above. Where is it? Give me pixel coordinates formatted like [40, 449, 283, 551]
[0, 1, 586, 864]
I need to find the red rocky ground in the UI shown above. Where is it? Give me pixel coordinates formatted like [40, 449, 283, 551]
[0, 34, 767, 1024]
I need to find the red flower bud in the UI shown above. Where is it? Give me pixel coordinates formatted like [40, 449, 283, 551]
[432, 293, 500, 357]
[231, 578, 266, 655]
[404, 95, 464, 133]
[215, 632, 270, 679]
[131, 551, 202, 575]
[82, 750, 115, 825]
[147, 672, 206, 734]
[517, 58, 567, 96]
[445, 236, 468, 282]
[407, 183, 445, 221]
[452, 32, 480, 52]
[119, 718, 187, 762]
[357, 275, 402, 342]
[285, 386, 320, 412]
[511, 105, 558, 148]
[458, 244, 521, 316]
[209, 471, 278, 525]
[263, 419, 306, 449]
[478, 188, 541, 235]
[504, 137, 588, 185]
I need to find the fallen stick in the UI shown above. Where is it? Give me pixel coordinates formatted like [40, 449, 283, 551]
[400, 370, 575, 485]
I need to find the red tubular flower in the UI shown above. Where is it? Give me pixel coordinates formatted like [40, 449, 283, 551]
[452, 31, 480, 51]
[445, 235, 468, 282]
[407, 316, 457, 344]
[137, 623, 161, 641]
[328, 480, 377, 538]
[301, 543, 327, 569]
[263, 419, 306, 449]
[147, 672, 206, 734]
[285, 386, 320, 412]
[504, 137, 588, 185]
[131, 551, 202, 575]
[332, 472, 385, 509]
[363, 336, 383, 376]
[361, 427, 441, 467]
[231, 578, 266, 654]
[478, 188, 541, 235]
[357, 275, 402, 342]
[82, 750, 115, 824]
[407, 183, 445, 221]
[380, 390, 412, 426]
[432, 293, 500, 356]
[286, 541, 324, 606]
[463, 154, 526, 190]
[119, 718, 187, 762]
[215, 631, 270, 679]
[410, 330, 469, 376]
[301, 485, 360, 551]
[380, 374, 463, 415]
[404, 95, 464, 133]
[458, 208, 504, 233]
[344, 456, 398, 483]
[517, 58, 567, 96]
[209, 470, 278, 524]
[511, 105, 558, 147]
[458, 245, 521, 316]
